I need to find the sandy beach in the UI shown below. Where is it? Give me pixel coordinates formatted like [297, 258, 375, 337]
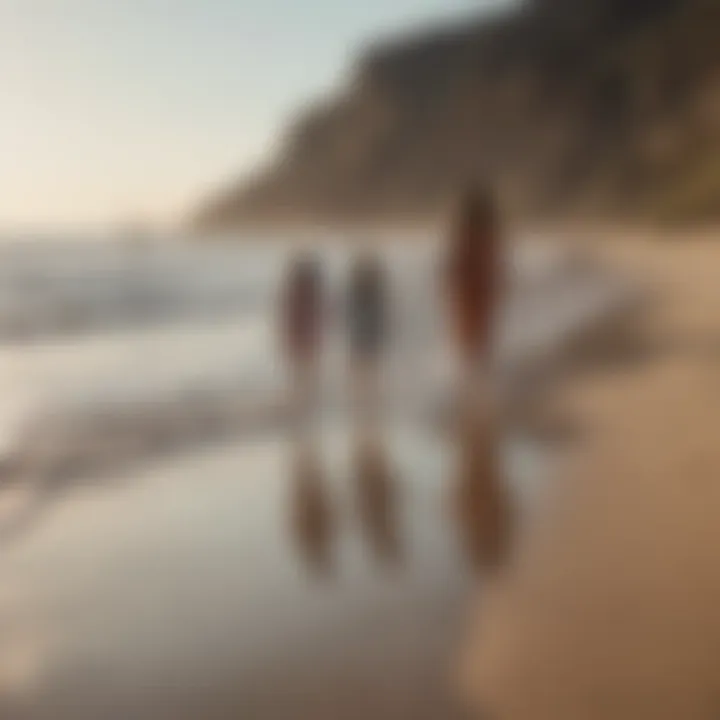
[460, 230, 720, 719]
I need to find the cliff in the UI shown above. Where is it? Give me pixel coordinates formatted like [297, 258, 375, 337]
[195, 0, 720, 228]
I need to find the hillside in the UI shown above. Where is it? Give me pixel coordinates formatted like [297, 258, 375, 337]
[195, 0, 720, 228]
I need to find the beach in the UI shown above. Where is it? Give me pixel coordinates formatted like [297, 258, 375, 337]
[0, 233, 639, 718]
[460, 230, 720, 719]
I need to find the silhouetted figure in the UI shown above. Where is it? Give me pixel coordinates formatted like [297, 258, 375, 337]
[353, 437, 401, 566]
[451, 406, 512, 572]
[443, 186, 501, 410]
[346, 253, 388, 429]
[289, 442, 335, 575]
[280, 254, 324, 426]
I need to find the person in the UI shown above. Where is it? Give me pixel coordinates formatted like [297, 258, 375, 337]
[346, 253, 388, 429]
[279, 253, 324, 422]
[443, 186, 502, 410]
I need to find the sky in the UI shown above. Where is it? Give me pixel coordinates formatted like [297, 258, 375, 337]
[0, 0, 507, 231]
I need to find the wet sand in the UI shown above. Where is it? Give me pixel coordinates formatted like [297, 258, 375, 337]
[0, 419, 548, 720]
[460, 232, 720, 719]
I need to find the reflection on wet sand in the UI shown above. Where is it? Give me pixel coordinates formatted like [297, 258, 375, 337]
[353, 436, 402, 567]
[284, 378, 515, 581]
[450, 391, 513, 573]
[288, 442, 335, 574]
[1, 428, 479, 720]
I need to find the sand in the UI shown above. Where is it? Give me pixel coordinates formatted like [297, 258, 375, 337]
[459, 231, 720, 719]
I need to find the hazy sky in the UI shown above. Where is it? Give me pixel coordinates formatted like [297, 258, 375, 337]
[1, 0, 507, 230]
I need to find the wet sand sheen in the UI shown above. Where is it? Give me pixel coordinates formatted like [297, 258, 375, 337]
[1, 422, 543, 720]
